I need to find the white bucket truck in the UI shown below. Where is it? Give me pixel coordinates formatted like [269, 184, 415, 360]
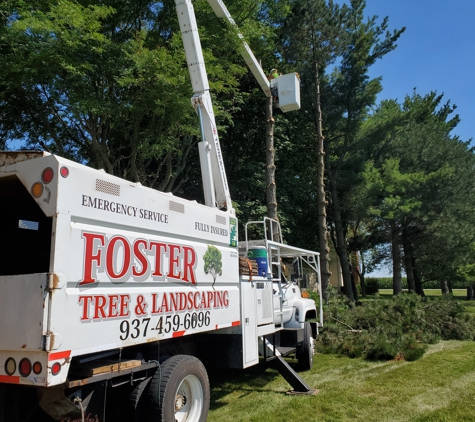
[0, 1, 322, 421]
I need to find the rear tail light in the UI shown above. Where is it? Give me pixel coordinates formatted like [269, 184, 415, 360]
[60, 166, 69, 178]
[41, 167, 54, 184]
[5, 358, 16, 376]
[51, 362, 61, 376]
[33, 361, 42, 375]
[19, 358, 32, 377]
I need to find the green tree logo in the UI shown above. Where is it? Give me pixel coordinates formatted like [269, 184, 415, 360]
[203, 245, 222, 289]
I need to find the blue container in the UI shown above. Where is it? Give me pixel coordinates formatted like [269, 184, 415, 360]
[247, 247, 268, 277]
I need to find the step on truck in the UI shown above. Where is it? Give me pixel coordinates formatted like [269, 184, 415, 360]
[0, 1, 323, 421]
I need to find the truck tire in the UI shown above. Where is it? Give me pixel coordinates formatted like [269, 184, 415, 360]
[130, 376, 152, 421]
[146, 355, 209, 422]
[296, 322, 314, 371]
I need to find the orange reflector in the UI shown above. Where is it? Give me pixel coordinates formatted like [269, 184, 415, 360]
[5, 358, 16, 376]
[33, 361, 42, 375]
[19, 358, 31, 377]
[51, 362, 61, 376]
[31, 182, 43, 198]
[42, 167, 54, 184]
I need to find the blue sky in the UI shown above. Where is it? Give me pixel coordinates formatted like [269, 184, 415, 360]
[361, 0, 475, 143]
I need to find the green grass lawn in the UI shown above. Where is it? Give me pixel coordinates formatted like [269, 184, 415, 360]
[207, 340, 475, 422]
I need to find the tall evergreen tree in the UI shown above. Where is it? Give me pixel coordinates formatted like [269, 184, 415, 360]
[280, 0, 404, 300]
[358, 92, 475, 295]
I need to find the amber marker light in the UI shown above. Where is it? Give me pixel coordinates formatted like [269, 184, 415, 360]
[41, 167, 54, 184]
[5, 358, 16, 376]
[31, 182, 43, 198]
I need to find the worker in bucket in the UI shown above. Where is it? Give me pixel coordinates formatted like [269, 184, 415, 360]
[269, 69, 280, 104]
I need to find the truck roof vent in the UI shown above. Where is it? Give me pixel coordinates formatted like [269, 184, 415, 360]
[96, 179, 120, 196]
[169, 201, 185, 213]
[216, 215, 226, 225]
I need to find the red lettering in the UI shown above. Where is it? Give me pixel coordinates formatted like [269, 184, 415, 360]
[106, 236, 131, 280]
[81, 232, 199, 286]
[214, 292, 223, 308]
[194, 292, 201, 309]
[223, 291, 229, 307]
[132, 239, 148, 277]
[93, 295, 107, 319]
[182, 246, 197, 284]
[119, 295, 130, 317]
[207, 291, 213, 308]
[178, 292, 187, 311]
[150, 242, 167, 276]
[78, 295, 93, 320]
[168, 244, 181, 280]
[161, 294, 169, 312]
[187, 292, 194, 310]
[151, 293, 161, 313]
[79, 233, 105, 285]
[201, 292, 208, 309]
[108, 294, 119, 318]
[170, 293, 178, 311]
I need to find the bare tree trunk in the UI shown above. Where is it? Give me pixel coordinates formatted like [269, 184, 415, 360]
[413, 257, 425, 297]
[440, 280, 450, 295]
[329, 174, 354, 301]
[265, 95, 281, 241]
[402, 227, 415, 293]
[266, 96, 277, 221]
[391, 220, 402, 295]
[315, 63, 332, 298]
[358, 252, 367, 298]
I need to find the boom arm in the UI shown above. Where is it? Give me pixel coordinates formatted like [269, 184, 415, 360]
[206, 0, 271, 98]
[175, 0, 233, 212]
[175, 0, 299, 211]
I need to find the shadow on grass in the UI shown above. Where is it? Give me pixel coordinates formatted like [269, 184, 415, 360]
[207, 358, 301, 411]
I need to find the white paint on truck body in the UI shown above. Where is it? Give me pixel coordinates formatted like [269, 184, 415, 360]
[0, 153, 240, 387]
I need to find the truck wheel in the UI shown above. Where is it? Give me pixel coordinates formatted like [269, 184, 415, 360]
[146, 355, 209, 422]
[297, 322, 314, 371]
[130, 376, 151, 421]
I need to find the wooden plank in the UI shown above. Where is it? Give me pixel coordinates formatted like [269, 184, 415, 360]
[71, 359, 142, 377]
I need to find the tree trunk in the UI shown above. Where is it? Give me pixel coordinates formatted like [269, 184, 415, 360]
[402, 227, 415, 293]
[314, 63, 332, 298]
[440, 280, 450, 295]
[413, 257, 425, 297]
[329, 173, 354, 301]
[358, 252, 367, 298]
[265, 96, 277, 221]
[467, 284, 474, 300]
[391, 220, 402, 295]
[265, 95, 281, 241]
[359, 274, 366, 298]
